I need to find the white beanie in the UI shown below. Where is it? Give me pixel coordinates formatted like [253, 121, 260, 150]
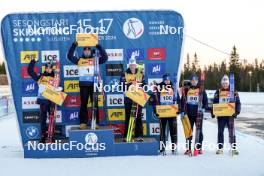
[128, 58, 137, 66]
[221, 74, 229, 86]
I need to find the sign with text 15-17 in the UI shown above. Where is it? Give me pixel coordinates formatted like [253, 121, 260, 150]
[1, 11, 184, 146]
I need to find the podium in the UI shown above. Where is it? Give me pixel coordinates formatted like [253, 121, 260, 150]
[24, 127, 159, 158]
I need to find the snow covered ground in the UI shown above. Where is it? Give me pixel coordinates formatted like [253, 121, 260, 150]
[0, 114, 264, 176]
[0, 87, 264, 176]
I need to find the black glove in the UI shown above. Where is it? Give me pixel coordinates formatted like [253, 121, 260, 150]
[211, 114, 215, 118]
[155, 113, 160, 117]
[232, 112, 238, 118]
[72, 41, 78, 47]
[96, 44, 102, 49]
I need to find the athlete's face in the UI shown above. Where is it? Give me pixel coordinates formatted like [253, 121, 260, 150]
[164, 80, 170, 85]
[129, 64, 137, 73]
[45, 67, 52, 74]
[83, 49, 92, 57]
[222, 82, 229, 89]
[191, 80, 198, 86]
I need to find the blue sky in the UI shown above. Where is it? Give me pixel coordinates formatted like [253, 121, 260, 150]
[0, 0, 263, 66]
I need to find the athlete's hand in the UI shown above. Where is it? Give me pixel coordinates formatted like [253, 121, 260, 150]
[96, 44, 102, 49]
[72, 41, 78, 47]
[181, 112, 185, 119]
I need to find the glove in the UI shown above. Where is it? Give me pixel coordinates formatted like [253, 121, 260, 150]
[232, 112, 238, 118]
[211, 114, 215, 118]
[155, 113, 160, 118]
[96, 44, 102, 49]
[180, 112, 185, 119]
[55, 87, 63, 92]
[72, 41, 78, 47]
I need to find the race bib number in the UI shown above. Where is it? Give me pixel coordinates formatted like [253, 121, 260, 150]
[160, 95, 173, 105]
[219, 91, 230, 103]
[78, 65, 94, 77]
[187, 95, 199, 105]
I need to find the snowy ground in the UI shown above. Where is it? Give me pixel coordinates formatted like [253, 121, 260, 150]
[0, 114, 264, 176]
[1, 87, 264, 176]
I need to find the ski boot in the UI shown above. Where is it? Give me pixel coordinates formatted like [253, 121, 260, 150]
[134, 137, 144, 142]
[193, 149, 199, 156]
[231, 149, 239, 156]
[198, 149, 203, 155]
[171, 150, 178, 155]
[160, 149, 167, 156]
[184, 149, 192, 156]
[216, 149, 224, 155]
[79, 123, 87, 130]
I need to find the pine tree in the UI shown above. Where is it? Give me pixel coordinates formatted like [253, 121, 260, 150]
[229, 46, 241, 90]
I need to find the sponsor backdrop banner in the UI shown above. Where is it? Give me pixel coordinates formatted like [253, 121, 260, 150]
[1, 11, 184, 146]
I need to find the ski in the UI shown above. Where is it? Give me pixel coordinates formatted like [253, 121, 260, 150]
[173, 73, 178, 153]
[91, 49, 100, 130]
[193, 72, 205, 156]
[229, 73, 238, 156]
[126, 102, 139, 142]
[46, 59, 60, 143]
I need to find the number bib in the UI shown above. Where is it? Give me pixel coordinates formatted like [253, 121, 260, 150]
[160, 88, 174, 105]
[219, 91, 230, 103]
[78, 58, 95, 82]
[186, 88, 199, 105]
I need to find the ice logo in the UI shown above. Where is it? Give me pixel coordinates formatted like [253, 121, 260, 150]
[123, 18, 144, 39]
[25, 126, 39, 139]
[85, 133, 98, 145]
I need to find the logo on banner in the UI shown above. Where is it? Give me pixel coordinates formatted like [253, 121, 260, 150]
[22, 97, 39, 109]
[22, 111, 40, 123]
[65, 110, 79, 123]
[63, 65, 79, 78]
[106, 49, 123, 61]
[22, 81, 38, 94]
[148, 48, 165, 60]
[123, 18, 144, 39]
[21, 67, 39, 78]
[148, 63, 165, 75]
[20, 51, 39, 63]
[106, 64, 123, 76]
[149, 123, 160, 135]
[25, 126, 39, 139]
[64, 95, 80, 107]
[85, 133, 98, 145]
[108, 109, 125, 121]
[107, 94, 124, 106]
[126, 48, 144, 62]
[41, 50, 59, 63]
[64, 80, 80, 92]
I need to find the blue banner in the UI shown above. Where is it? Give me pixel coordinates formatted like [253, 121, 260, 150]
[1, 10, 184, 146]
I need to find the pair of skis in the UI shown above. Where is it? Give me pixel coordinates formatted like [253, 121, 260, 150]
[91, 49, 100, 130]
[229, 73, 238, 156]
[193, 72, 205, 156]
[126, 102, 139, 142]
[46, 59, 60, 143]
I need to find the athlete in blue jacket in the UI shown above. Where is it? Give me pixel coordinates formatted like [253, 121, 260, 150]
[67, 41, 108, 129]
